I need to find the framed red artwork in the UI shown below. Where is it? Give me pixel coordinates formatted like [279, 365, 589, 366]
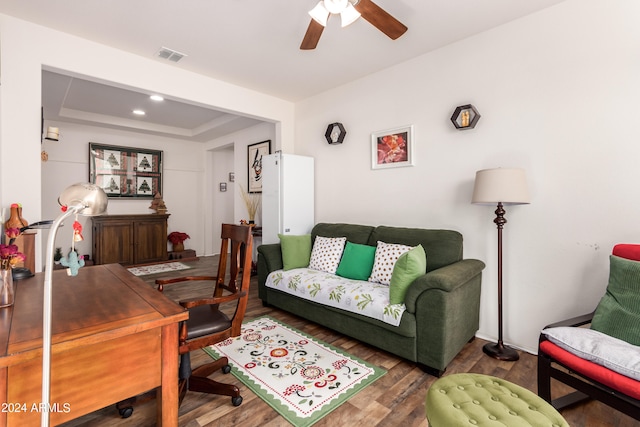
[371, 125, 414, 170]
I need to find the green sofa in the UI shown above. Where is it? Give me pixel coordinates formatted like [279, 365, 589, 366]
[257, 223, 485, 376]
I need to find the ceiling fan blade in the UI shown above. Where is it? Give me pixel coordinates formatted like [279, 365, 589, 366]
[355, 0, 408, 40]
[300, 19, 325, 50]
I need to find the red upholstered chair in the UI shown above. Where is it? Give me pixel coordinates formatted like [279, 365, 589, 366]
[537, 244, 640, 420]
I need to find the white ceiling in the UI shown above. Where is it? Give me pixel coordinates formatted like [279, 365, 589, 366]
[1, 0, 567, 141]
[40, 70, 264, 142]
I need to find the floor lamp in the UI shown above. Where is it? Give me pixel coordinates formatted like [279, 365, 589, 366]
[41, 183, 108, 427]
[472, 168, 530, 361]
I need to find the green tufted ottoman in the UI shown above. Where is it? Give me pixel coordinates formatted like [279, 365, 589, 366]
[426, 373, 569, 426]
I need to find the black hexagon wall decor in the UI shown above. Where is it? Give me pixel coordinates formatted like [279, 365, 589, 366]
[451, 105, 481, 130]
[325, 122, 346, 145]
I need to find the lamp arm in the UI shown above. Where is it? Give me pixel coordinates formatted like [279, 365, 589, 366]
[41, 203, 84, 427]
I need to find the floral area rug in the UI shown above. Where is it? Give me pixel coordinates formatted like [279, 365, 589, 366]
[204, 316, 386, 427]
[126, 261, 190, 276]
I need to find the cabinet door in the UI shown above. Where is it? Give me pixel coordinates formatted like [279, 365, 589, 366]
[95, 222, 134, 265]
[134, 219, 167, 264]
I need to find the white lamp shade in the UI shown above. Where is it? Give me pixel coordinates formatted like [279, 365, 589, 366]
[340, 3, 361, 27]
[472, 168, 531, 205]
[309, 1, 330, 26]
[45, 127, 59, 141]
[58, 183, 109, 216]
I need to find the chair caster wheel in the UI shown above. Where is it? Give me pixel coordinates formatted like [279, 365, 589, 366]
[222, 364, 232, 374]
[118, 406, 133, 418]
[232, 396, 243, 406]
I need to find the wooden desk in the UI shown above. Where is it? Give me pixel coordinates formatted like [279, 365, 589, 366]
[0, 264, 188, 426]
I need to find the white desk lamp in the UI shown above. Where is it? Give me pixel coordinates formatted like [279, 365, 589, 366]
[41, 183, 107, 426]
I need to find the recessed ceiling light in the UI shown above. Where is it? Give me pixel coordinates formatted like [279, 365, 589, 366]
[133, 109, 146, 115]
[150, 95, 164, 102]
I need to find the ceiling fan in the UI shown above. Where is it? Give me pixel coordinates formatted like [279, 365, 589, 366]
[301, 0, 408, 50]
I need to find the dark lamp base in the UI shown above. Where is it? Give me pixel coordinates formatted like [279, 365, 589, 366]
[12, 267, 34, 280]
[483, 342, 519, 361]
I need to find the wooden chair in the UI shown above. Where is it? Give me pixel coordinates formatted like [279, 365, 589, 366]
[116, 224, 253, 418]
[537, 244, 640, 421]
[158, 223, 253, 407]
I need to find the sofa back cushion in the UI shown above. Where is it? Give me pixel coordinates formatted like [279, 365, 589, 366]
[311, 223, 375, 245]
[311, 223, 463, 273]
[591, 255, 640, 346]
[368, 226, 462, 272]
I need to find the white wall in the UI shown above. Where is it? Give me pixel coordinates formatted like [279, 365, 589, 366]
[207, 122, 276, 220]
[204, 122, 275, 255]
[295, 0, 640, 353]
[40, 121, 204, 259]
[209, 144, 235, 255]
[0, 14, 294, 270]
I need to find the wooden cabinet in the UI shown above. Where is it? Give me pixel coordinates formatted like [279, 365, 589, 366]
[92, 214, 169, 265]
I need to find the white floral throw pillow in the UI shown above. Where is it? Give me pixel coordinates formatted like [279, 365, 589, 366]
[369, 241, 413, 285]
[308, 236, 347, 274]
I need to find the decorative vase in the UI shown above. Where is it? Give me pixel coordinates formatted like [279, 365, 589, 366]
[0, 268, 15, 308]
[173, 242, 184, 252]
[17, 206, 28, 228]
[5, 204, 28, 232]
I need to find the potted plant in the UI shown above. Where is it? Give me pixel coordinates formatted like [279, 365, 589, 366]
[168, 232, 190, 252]
[54, 247, 63, 265]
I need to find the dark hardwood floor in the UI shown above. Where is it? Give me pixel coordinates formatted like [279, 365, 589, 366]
[61, 257, 636, 426]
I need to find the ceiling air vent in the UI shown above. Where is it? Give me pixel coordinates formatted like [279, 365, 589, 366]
[156, 47, 187, 63]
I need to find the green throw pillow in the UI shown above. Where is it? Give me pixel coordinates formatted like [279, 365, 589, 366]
[591, 255, 640, 346]
[389, 245, 426, 305]
[335, 242, 376, 281]
[278, 234, 311, 271]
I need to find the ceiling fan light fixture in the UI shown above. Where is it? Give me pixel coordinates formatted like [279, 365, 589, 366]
[324, 0, 348, 14]
[340, 3, 361, 27]
[309, 1, 330, 26]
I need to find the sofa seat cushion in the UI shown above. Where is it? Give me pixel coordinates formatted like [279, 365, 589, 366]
[543, 326, 640, 381]
[539, 340, 640, 400]
[265, 268, 406, 326]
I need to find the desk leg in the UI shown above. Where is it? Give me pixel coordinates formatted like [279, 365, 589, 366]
[0, 367, 6, 427]
[158, 323, 179, 426]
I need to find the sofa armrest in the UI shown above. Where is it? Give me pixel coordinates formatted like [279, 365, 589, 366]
[404, 259, 485, 313]
[543, 312, 595, 329]
[257, 243, 283, 286]
[539, 312, 595, 346]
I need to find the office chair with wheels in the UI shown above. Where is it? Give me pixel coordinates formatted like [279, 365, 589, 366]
[156, 223, 254, 407]
[116, 224, 253, 417]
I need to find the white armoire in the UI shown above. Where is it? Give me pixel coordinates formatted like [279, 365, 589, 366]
[261, 153, 314, 245]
